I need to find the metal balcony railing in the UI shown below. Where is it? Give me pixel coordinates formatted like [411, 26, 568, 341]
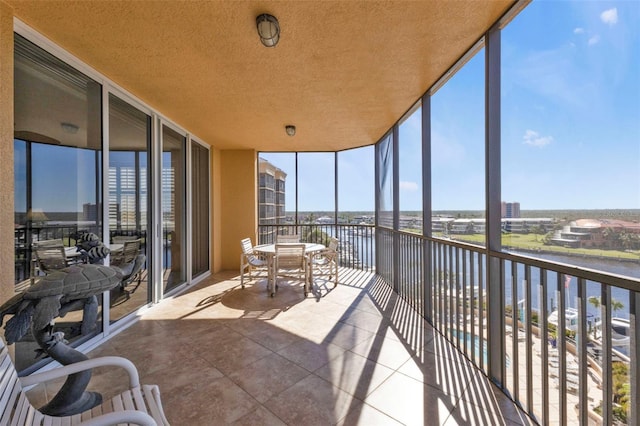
[258, 224, 375, 271]
[376, 227, 639, 425]
[14, 224, 152, 285]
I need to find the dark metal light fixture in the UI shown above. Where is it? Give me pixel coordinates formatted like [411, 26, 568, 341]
[60, 122, 79, 134]
[285, 125, 296, 136]
[256, 14, 280, 47]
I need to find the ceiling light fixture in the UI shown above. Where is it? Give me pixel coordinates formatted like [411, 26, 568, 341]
[256, 14, 280, 47]
[285, 125, 296, 136]
[60, 122, 79, 134]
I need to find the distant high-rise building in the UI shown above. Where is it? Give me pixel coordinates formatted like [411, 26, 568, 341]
[501, 202, 520, 218]
[258, 158, 287, 241]
[83, 203, 102, 221]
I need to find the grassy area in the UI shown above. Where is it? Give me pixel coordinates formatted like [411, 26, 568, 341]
[450, 232, 640, 261]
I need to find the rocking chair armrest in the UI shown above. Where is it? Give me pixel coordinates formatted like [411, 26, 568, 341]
[78, 410, 157, 426]
[312, 248, 336, 260]
[20, 356, 141, 389]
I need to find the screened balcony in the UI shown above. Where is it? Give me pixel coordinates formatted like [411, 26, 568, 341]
[2, 1, 639, 425]
[24, 268, 533, 425]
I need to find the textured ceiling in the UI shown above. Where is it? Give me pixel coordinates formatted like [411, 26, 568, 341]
[6, 1, 515, 152]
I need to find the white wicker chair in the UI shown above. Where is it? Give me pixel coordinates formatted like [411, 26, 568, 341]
[0, 337, 169, 425]
[240, 238, 268, 288]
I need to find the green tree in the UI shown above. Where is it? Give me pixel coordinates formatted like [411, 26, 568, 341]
[465, 222, 475, 234]
[602, 227, 622, 249]
[587, 296, 625, 338]
[588, 295, 601, 338]
[303, 227, 329, 245]
[530, 225, 543, 241]
[612, 362, 630, 423]
[611, 298, 624, 315]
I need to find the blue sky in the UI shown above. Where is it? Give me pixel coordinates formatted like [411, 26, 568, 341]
[16, 1, 640, 215]
[500, 0, 640, 211]
[266, 1, 640, 213]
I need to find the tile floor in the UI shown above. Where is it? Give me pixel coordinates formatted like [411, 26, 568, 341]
[27, 269, 535, 425]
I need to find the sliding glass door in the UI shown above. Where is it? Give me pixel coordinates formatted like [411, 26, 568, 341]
[108, 94, 151, 322]
[13, 34, 103, 371]
[161, 125, 186, 292]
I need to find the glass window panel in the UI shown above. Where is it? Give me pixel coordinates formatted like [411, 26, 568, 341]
[13, 33, 103, 372]
[108, 94, 151, 321]
[14, 140, 28, 284]
[431, 49, 486, 245]
[399, 105, 423, 233]
[162, 125, 186, 291]
[501, 1, 639, 280]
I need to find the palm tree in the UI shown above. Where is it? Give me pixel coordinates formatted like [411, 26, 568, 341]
[588, 295, 601, 338]
[611, 298, 625, 316]
[587, 296, 625, 338]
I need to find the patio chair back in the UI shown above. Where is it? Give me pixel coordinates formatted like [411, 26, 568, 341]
[111, 238, 142, 266]
[309, 237, 339, 289]
[276, 234, 300, 243]
[32, 239, 68, 274]
[240, 237, 268, 287]
[327, 237, 339, 254]
[274, 243, 306, 282]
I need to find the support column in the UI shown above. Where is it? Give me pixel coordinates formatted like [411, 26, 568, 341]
[0, 3, 15, 304]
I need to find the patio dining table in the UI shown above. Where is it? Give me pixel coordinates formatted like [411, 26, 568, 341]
[253, 242, 325, 295]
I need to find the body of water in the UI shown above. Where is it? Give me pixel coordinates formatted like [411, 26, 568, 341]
[506, 250, 638, 320]
[323, 226, 637, 318]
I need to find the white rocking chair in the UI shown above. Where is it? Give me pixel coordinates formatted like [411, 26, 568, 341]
[0, 337, 170, 425]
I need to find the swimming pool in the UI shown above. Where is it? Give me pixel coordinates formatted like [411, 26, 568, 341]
[452, 330, 511, 367]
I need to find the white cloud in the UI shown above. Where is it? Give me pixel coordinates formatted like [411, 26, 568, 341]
[573, 27, 584, 34]
[588, 35, 600, 46]
[400, 181, 419, 192]
[601, 8, 618, 25]
[523, 130, 553, 147]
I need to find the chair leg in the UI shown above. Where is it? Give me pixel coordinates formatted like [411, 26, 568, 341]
[240, 254, 245, 288]
[127, 272, 143, 294]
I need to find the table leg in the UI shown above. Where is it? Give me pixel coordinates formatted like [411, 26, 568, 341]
[267, 254, 275, 296]
[305, 255, 312, 296]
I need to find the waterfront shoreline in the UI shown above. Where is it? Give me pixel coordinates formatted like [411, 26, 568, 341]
[503, 246, 640, 264]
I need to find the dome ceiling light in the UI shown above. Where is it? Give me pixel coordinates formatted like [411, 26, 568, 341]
[256, 14, 280, 47]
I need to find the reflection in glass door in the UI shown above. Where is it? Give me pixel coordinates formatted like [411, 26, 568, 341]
[162, 125, 186, 291]
[108, 95, 151, 322]
[13, 34, 104, 371]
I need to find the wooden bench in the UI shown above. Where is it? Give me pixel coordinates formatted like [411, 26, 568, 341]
[1, 337, 169, 425]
